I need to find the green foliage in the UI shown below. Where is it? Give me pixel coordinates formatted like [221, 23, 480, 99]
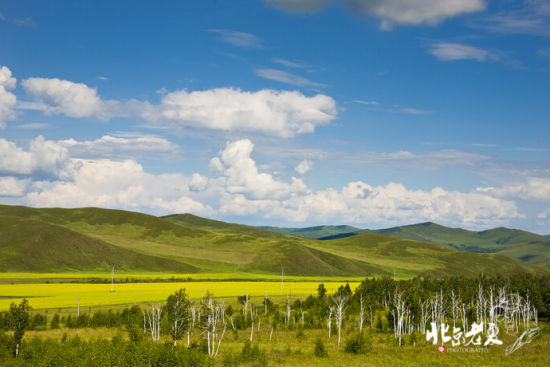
[164, 289, 191, 345]
[7, 299, 31, 356]
[344, 333, 371, 355]
[49, 314, 60, 329]
[222, 341, 267, 367]
[0, 335, 211, 367]
[314, 337, 328, 357]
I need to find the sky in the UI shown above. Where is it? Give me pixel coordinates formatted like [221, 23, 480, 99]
[0, 0, 549, 233]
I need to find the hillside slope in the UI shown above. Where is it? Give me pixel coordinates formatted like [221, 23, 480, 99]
[0, 205, 546, 277]
[306, 233, 543, 278]
[0, 206, 385, 276]
[258, 225, 362, 240]
[0, 215, 195, 272]
[374, 222, 550, 267]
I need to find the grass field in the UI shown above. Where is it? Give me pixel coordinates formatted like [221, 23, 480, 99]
[16, 324, 550, 366]
[0, 280, 358, 311]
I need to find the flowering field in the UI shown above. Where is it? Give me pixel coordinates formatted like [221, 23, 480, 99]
[0, 279, 358, 310]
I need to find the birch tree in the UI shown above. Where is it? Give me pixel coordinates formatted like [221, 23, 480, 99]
[165, 289, 191, 346]
[332, 293, 348, 347]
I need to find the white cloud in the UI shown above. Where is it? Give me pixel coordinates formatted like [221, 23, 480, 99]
[268, 0, 486, 29]
[346, 0, 486, 29]
[209, 29, 263, 48]
[215, 139, 307, 200]
[480, 177, 550, 200]
[428, 42, 497, 62]
[0, 66, 17, 128]
[25, 158, 212, 215]
[402, 107, 433, 115]
[22, 77, 120, 120]
[0, 136, 70, 178]
[272, 58, 310, 69]
[152, 88, 337, 138]
[255, 69, 326, 88]
[351, 100, 380, 106]
[295, 159, 313, 175]
[0, 177, 29, 196]
[0, 136, 536, 229]
[331, 149, 490, 171]
[266, 0, 329, 13]
[57, 135, 179, 158]
[20, 74, 337, 137]
[476, 1, 550, 37]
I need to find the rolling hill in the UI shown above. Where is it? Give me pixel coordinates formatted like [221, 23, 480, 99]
[0, 215, 195, 272]
[373, 222, 550, 267]
[261, 221, 550, 269]
[306, 233, 540, 278]
[0, 205, 546, 277]
[258, 225, 362, 240]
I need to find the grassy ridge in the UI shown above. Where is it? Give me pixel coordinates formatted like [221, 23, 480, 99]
[375, 222, 550, 267]
[306, 233, 543, 278]
[0, 205, 545, 277]
[258, 224, 362, 239]
[0, 206, 383, 276]
[0, 215, 195, 273]
[260, 221, 550, 269]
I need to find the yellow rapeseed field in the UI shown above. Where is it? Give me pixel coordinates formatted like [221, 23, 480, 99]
[0, 280, 358, 310]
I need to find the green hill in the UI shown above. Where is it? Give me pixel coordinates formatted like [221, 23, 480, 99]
[164, 214, 301, 240]
[0, 205, 384, 276]
[0, 205, 546, 277]
[0, 215, 195, 272]
[373, 222, 550, 267]
[306, 233, 543, 278]
[258, 225, 362, 240]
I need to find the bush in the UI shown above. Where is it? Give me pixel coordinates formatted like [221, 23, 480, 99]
[50, 314, 60, 329]
[344, 333, 371, 355]
[314, 337, 328, 357]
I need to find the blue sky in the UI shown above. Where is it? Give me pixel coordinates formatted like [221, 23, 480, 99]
[1, 0, 549, 233]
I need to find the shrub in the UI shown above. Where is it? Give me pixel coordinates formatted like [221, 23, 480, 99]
[344, 333, 371, 355]
[314, 337, 328, 357]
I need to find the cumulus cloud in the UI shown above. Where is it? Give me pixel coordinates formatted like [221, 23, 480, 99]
[25, 158, 212, 215]
[19, 75, 337, 137]
[22, 77, 120, 120]
[295, 159, 313, 175]
[0, 177, 29, 196]
[266, 0, 329, 13]
[215, 139, 307, 200]
[0, 135, 536, 229]
[0, 136, 69, 178]
[255, 69, 326, 88]
[151, 88, 337, 137]
[0, 66, 17, 128]
[428, 42, 498, 62]
[209, 29, 263, 48]
[479, 177, 550, 200]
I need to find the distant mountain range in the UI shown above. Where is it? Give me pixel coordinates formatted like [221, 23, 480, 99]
[260, 222, 550, 268]
[0, 204, 547, 277]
